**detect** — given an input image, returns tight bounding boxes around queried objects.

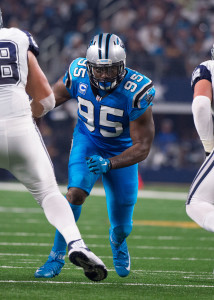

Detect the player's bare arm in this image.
[110,106,155,169]
[53,76,71,107]
[26,51,55,118]
[194,79,212,100]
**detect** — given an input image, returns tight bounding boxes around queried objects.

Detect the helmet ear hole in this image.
[86,33,126,91]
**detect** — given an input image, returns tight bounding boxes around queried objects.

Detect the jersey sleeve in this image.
[129,82,155,121]
[63,58,86,99]
[22,30,39,57]
[191,62,211,90]
[63,60,75,98]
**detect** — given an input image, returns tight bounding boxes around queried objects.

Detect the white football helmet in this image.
[86,33,126,91]
[211,44,214,60]
[0,9,3,28]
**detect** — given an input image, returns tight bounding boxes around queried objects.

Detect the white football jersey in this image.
[0,27,39,119]
[191,60,214,92]
[191,60,214,113]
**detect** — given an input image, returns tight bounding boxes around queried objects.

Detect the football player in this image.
[0,10,107,281]
[186,45,214,253]
[35,33,155,278]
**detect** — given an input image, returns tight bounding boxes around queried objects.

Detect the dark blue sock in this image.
[51,202,82,255]
[111,224,132,244]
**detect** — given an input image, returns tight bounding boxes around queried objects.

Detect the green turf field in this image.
[0,185,214,299]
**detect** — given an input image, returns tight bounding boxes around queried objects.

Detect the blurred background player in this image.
[0,9,107,282]
[186,44,214,266]
[35,33,155,278]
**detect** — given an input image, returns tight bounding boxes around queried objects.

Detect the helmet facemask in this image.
[87,60,125,91]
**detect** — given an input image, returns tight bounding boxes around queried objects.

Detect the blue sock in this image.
[111,224,132,244]
[51,202,82,255]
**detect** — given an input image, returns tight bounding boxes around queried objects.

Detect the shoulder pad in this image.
[64,58,87,90]
[191,62,211,90]
[21,30,39,57]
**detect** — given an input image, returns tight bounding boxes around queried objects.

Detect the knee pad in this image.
[112,224,132,243]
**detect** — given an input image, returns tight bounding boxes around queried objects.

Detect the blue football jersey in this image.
[63,58,155,150]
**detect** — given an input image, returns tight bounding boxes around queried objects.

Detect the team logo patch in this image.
[78,83,88,95]
[145,89,154,104]
[191,67,200,86]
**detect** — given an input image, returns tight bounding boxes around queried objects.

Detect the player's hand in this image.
[86,155,111,175]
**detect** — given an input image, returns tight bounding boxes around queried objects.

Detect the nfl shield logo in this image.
[96,95,102,102]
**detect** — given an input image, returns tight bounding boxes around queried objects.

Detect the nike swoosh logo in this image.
[126,254,131,271]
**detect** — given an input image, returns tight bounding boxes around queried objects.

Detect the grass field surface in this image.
[0,183,214,299]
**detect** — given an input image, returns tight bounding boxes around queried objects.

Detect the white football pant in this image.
[186,150,214,232]
[0,116,81,243]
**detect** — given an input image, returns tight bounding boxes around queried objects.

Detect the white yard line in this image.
[0,280,213,288]
[0,266,211,275]
[1,232,212,241]
[0,232,52,237]
[0,252,214,262]
[0,182,187,200]
[1,242,214,251]
[0,207,42,213]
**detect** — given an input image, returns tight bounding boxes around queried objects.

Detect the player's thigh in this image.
[187,155,214,205]
[68,132,100,194]
[8,124,58,200]
[103,164,138,225]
